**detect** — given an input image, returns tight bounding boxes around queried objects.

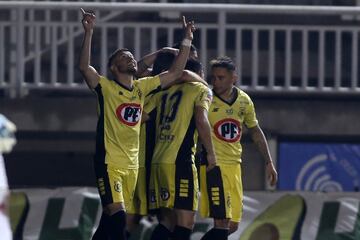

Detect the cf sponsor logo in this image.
[214,118,241,142]
[116,103,141,126]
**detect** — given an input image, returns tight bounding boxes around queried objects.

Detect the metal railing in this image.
[1,2,360,97]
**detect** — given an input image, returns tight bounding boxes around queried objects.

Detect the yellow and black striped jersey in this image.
[149,82,212,165]
[94,75,160,169]
[209,87,258,164]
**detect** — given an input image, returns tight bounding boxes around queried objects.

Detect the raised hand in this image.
[80,8,96,32]
[182,16,196,41]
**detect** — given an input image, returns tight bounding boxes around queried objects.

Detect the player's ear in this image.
[232,72,237,84]
[110,64,116,72]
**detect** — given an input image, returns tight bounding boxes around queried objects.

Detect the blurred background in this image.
[1,0,360,239]
[2,0,360,191]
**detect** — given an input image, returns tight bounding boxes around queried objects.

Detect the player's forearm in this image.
[167,39,191,80]
[196,115,216,157]
[251,126,273,164]
[79,30,93,72]
[136,50,159,77]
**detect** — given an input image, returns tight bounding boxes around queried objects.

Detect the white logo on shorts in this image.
[160,188,170,201]
[114,181,122,193]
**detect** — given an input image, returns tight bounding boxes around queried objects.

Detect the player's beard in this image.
[116,65,137,75]
[126,65,137,74]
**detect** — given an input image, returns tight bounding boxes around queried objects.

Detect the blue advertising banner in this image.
[278,143,360,191]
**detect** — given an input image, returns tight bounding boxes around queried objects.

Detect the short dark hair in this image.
[210,56,235,72]
[107,48,130,69]
[172,42,198,53]
[151,51,176,76]
[185,58,203,75]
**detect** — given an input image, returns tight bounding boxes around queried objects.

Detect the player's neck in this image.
[114,73,134,89]
[219,87,235,102]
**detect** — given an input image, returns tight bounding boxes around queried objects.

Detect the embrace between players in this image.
[79,8,278,240]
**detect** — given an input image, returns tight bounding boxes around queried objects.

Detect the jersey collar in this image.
[214,87,238,106]
[112,79,134,92]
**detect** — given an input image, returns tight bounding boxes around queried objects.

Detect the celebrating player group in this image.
[79,8,278,240]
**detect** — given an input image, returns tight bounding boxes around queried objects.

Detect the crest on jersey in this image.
[214,118,241,143]
[116,103,142,126]
[137,89,143,99]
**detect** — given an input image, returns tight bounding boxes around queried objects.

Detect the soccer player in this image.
[199,57,278,240]
[126,52,178,237]
[79,8,196,240]
[0,114,17,240]
[128,53,207,238]
[147,59,216,240]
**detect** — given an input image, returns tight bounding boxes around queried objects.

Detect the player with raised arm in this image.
[78,8,195,240]
[146,59,216,240]
[128,53,208,239]
[199,57,278,240]
[126,52,177,237]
